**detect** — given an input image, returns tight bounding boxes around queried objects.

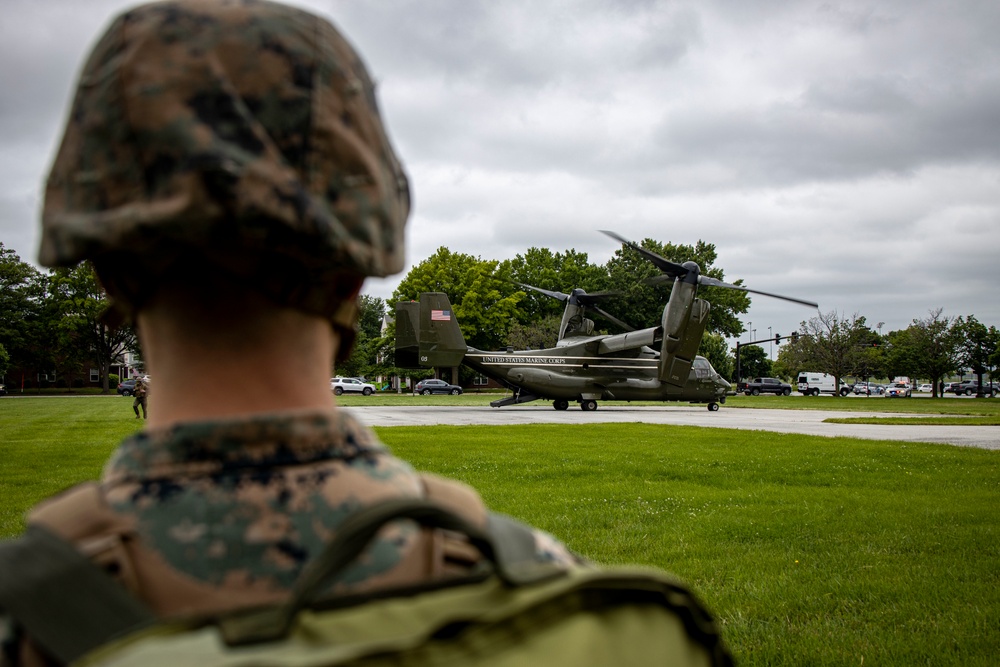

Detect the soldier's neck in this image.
[136,306,339,429]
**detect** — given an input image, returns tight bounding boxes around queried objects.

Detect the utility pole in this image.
[768,326,773,360]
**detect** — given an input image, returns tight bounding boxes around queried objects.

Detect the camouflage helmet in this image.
[39,0,410,335]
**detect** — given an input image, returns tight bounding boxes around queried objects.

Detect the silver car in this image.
[853,382,884,395]
[331,377,376,396]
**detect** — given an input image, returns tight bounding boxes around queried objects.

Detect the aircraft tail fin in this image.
[394,301,421,368]
[394,292,467,368]
[658,281,711,386]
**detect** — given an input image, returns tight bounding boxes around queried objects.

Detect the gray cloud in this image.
[1,0,998,346]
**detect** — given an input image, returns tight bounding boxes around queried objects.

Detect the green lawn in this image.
[1,396,998,665]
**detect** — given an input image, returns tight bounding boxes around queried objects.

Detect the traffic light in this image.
[775,334,782,344]
[791,331,799,343]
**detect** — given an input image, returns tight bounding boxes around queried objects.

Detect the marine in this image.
[1,1,579,664]
[131,377,147,419]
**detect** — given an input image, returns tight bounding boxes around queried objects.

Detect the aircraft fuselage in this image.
[464,335,731,404]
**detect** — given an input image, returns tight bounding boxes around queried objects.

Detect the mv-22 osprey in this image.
[395,232,817,412]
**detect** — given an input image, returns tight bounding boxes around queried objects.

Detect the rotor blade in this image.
[600,230,691,278]
[641,275,673,287]
[591,306,636,332]
[517,283,569,302]
[573,290,624,305]
[697,276,819,308]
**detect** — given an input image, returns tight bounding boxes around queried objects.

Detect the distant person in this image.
[131,376,147,420]
[3,1,582,665]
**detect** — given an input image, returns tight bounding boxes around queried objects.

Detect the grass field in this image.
[2,396,998,665]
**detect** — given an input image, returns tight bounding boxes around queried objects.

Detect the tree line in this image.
[3,239,996,395]
[768,309,1000,397]
[1,243,136,392]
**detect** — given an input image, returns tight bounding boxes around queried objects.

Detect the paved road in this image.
[350,405,999,450]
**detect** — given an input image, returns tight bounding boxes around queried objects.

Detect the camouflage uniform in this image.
[131,377,147,419]
[1,3,581,664]
[20,410,577,620]
[4,411,579,665]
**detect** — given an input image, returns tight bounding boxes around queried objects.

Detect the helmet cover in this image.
[40,0,410,323]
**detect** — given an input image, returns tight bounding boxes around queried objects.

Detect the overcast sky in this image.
[2,0,998,350]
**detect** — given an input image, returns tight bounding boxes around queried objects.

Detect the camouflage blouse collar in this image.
[103,409,387,483]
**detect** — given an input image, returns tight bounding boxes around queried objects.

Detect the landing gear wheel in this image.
[553,400,569,411]
[580,400,598,412]
[708,402,720,411]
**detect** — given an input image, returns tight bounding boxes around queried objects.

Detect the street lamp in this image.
[768,326,773,360]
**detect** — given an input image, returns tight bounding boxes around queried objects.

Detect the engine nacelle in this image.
[658,279,710,386]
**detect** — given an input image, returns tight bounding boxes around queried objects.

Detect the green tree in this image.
[772,333,810,380]
[391,247,523,350]
[604,238,750,337]
[48,263,137,393]
[337,295,387,380]
[0,243,48,382]
[954,315,1000,397]
[736,344,772,380]
[889,309,959,397]
[497,248,608,324]
[882,329,916,383]
[698,332,733,381]
[506,316,562,350]
[852,330,885,383]
[799,311,869,391]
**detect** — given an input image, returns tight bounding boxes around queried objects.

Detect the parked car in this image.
[117,377,150,396]
[953,380,997,397]
[917,383,933,393]
[414,379,463,395]
[853,382,884,395]
[331,377,375,396]
[884,383,912,398]
[943,382,963,394]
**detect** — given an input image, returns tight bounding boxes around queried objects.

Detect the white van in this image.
[797,372,850,396]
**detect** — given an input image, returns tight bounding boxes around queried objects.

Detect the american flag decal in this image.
[431,309,451,321]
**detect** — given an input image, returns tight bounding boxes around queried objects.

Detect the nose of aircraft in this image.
[715,374,735,396]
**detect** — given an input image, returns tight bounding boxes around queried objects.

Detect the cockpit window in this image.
[693,356,718,379]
